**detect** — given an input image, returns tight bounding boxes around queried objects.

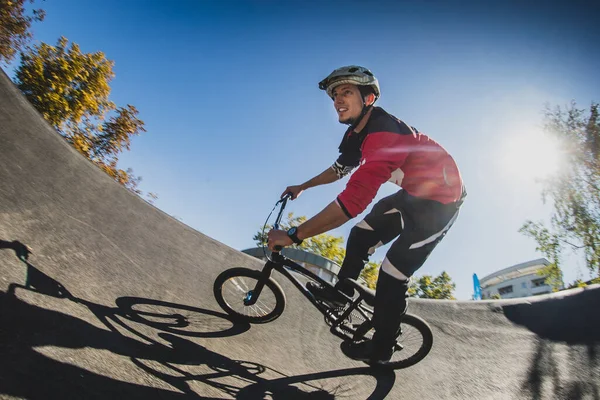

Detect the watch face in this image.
[288,227,297,235]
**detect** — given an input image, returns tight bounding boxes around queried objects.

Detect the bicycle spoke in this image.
[221,276,277,319]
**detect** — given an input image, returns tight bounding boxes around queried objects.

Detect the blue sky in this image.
[8,0,599,299]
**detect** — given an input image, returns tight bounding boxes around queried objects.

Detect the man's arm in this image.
[282,167,340,199]
[300,166,339,190]
[296,201,350,240]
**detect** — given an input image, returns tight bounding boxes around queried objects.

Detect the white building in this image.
[479,258,563,299]
[242,247,341,284]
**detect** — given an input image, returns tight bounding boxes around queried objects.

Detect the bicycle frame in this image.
[246,194,373,338]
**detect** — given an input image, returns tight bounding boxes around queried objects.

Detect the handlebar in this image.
[273,192,293,230]
[272,192,293,252]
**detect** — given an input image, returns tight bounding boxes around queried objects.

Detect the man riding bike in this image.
[267,65,465,365]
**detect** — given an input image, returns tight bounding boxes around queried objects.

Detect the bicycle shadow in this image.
[1,241,397,399]
[132,333,396,399]
[234,366,396,399]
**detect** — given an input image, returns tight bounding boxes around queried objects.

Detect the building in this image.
[242,247,341,284]
[479,258,563,299]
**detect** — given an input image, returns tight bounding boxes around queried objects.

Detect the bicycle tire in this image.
[387,313,434,369]
[213,267,286,324]
[350,312,433,369]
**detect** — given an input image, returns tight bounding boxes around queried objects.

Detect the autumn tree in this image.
[254,212,380,286]
[0,0,45,64]
[408,271,456,299]
[14,37,154,198]
[520,102,600,290]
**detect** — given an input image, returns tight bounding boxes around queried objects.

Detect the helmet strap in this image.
[348,97,374,131]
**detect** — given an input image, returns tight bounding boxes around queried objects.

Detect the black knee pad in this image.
[346,225,380,253]
[375,271,409,307]
[338,225,382,283]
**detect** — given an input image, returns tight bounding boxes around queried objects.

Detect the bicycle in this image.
[213,193,434,369]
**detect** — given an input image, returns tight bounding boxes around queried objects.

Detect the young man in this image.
[267,65,465,365]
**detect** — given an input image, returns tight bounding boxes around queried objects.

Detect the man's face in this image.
[331,84,364,124]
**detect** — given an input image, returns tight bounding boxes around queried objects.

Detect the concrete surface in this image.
[1,69,599,399]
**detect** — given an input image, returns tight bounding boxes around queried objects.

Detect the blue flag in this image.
[473,273,482,300]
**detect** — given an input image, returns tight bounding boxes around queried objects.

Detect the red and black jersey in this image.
[332,107,464,219]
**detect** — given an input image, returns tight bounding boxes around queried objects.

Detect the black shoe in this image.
[306,281,347,307]
[340,339,394,366]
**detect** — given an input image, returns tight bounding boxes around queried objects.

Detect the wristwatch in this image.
[286,227,303,245]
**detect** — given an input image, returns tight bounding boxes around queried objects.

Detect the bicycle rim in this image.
[221,275,278,319]
[353,311,433,369]
[388,314,433,368]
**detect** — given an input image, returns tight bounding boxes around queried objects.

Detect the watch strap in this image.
[287,227,303,245]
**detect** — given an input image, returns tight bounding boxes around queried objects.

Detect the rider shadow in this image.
[1,242,396,399]
[520,338,599,400]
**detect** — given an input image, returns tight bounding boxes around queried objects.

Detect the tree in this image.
[520,102,600,289]
[14,37,154,198]
[254,212,346,264]
[407,271,456,299]
[253,212,380,285]
[0,0,45,64]
[360,262,380,290]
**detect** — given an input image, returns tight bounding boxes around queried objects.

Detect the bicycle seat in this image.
[344,278,375,307]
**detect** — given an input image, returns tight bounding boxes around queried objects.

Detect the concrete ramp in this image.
[1,69,598,399]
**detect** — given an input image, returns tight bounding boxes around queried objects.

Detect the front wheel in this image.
[213,267,286,324]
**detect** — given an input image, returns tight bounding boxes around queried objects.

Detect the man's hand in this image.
[267,229,294,251]
[281,185,304,200]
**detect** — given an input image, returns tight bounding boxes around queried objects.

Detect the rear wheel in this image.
[389,314,433,368]
[352,310,434,369]
[213,267,286,324]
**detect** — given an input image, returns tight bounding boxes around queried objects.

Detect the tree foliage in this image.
[14,37,154,198]
[360,262,380,289]
[520,102,600,287]
[408,271,456,299]
[254,212,346,264]
[0,0,45,64]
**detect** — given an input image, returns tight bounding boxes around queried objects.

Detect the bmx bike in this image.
[213,194,433,369]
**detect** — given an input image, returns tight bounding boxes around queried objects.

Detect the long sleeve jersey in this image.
[332,107,464,219]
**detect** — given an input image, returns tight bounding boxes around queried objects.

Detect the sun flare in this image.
[500,129,565,182]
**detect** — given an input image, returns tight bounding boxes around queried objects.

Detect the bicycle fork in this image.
[242,261,276,306]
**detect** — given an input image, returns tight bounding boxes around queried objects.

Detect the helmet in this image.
[318,65,380,100]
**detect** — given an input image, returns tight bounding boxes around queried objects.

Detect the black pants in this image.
[336,189,464,354]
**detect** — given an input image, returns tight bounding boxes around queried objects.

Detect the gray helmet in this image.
[318,65,380,99]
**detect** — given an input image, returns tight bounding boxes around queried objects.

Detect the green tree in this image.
[0,0,45,64]
[254,212,346,264]
[253,212,380,285]
[520,102,600,289]
[360,262,380,289]
[14,37,154,198]
[407,271,456,299]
